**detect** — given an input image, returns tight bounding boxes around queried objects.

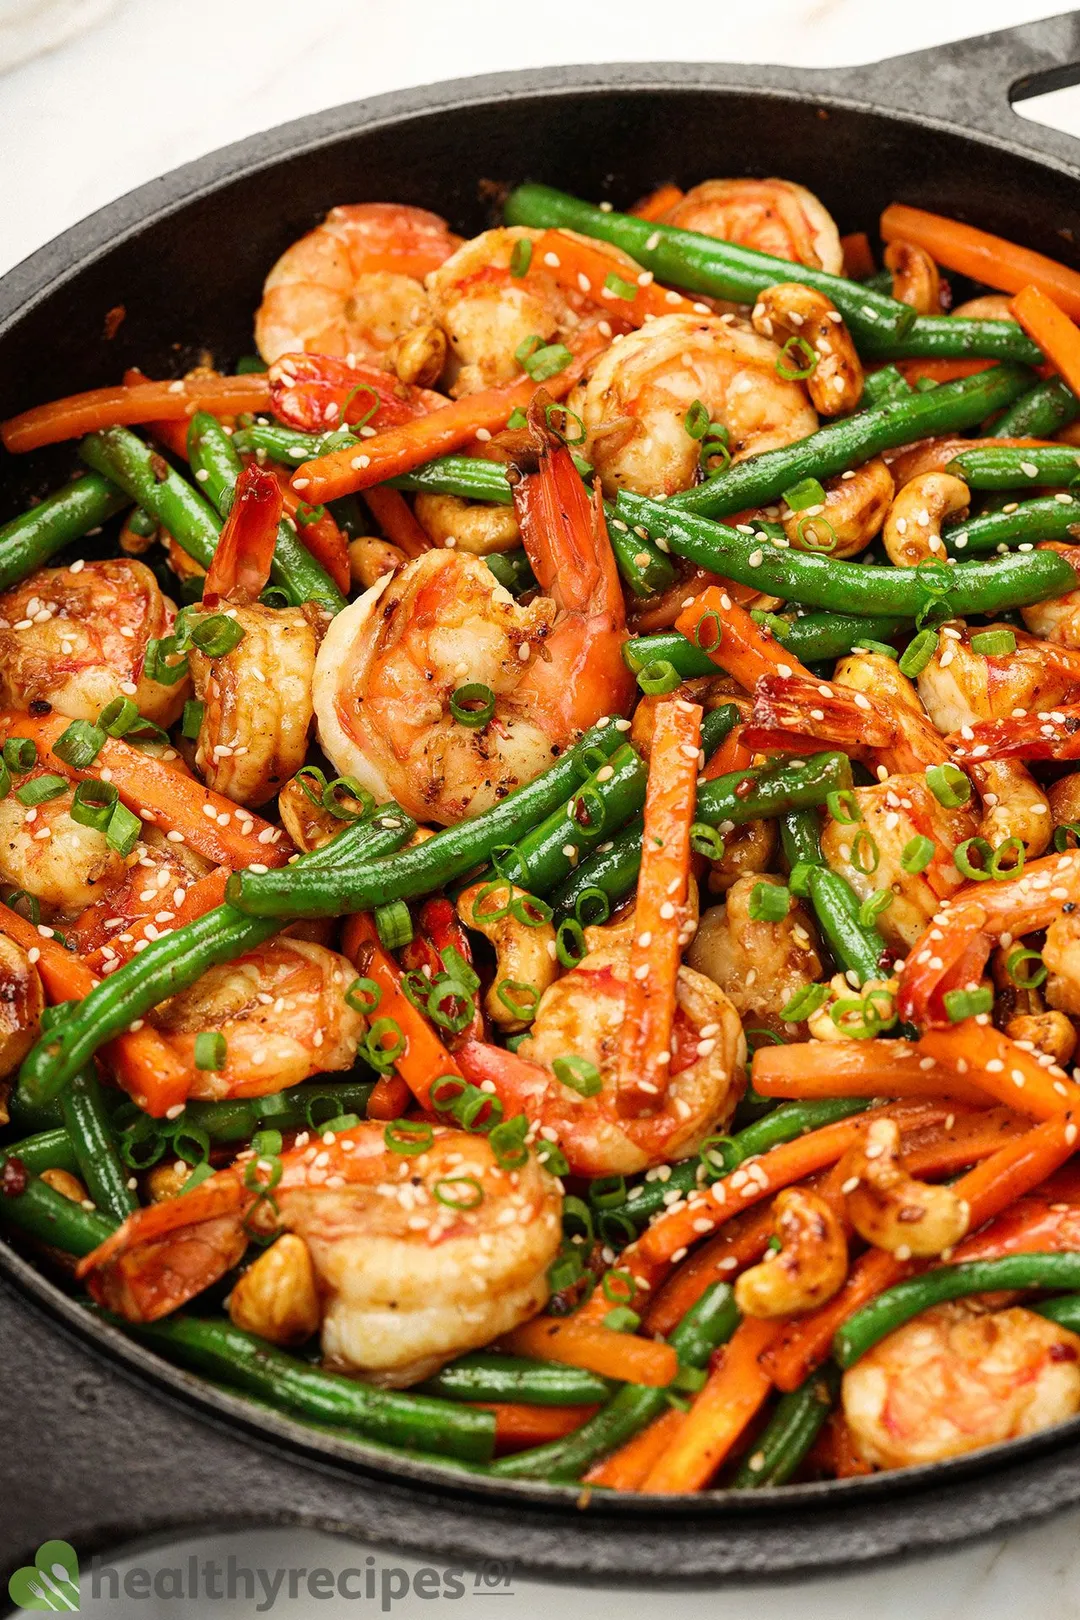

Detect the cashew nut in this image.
[883,472,969,568]
[781,458,894,559]
[751,283,863,415]
[457,878,557,1031]
[349,536,407,589]
[1048,771,1080,828]
[414,492,521,556]
[0,934,43,1081]
[1005,1010,1078,1069]
[841,1117,970,1259]
[387,323,447,389]
[228,1232,322,1346]
[806,974,896,1043]
[884,240,941,315]
[952,294,1017,321]
[735,1188,848,1318]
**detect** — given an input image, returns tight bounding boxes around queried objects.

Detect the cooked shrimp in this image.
[0,773,126,913]
[573,313,818,498]
[78,1122,562,1383]
[687,873,823,1033]
[254,203,460,367]
[0,934,43,1080]
[312,432,633,825]
[456,933,744,1176]
[843,1303,1080,1470]
[1021,544,1080,646]
[426,227,632,397]
[150,937,363,1100]
[660,179,843,273]
[0,559,187,725]
[68,830,212,971]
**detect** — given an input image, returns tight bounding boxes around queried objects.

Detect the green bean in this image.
[835,1253,1080,1368]
[420,1353,614,1406]
[503,185,914,345]
[858,366,912,410]
[943,493,1080,555]
[489,743,646,896]
[946,445,1080,489]
[993,376,1080,439]
[618,489,1076,617]
[1,1127,79,1175]
[783,808,886,985]
[860,316,1042,365]
[181,1079,377,1142]
[231,422,357,465]
[623,614,909,681]
[490,1282,739,1480]
[656,364,1033,520]
[16,812,413,1107]
[733,1366,839,1487]
[608,521,677,597]
[60,1066,137,1223]
[1034,1293,1080,1333]
[127,1314,496,1462]
[0,1149,116,1255]
[390,455,514,504]
[0,474,127,591]
[226,719,633,920]
[484,549,537,597]
[80,427,222,569]
[187,412,346,613]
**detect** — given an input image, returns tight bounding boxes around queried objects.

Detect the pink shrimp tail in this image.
[203,464,282,605]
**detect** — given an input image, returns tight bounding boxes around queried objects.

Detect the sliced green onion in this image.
[898,628,939,677]
[901,834,935,874]
[796,514,837,552]
[52,720,105,769]
[3,889,40,924]
[562,1196,594,1239]
[340,383,380,429]
[449,683,496,728]
[544,403,586,447]
[496,979,540,1019]
[604,270,638,301]
[181,700,205,740]
[776,336,818,381]
[536,1141,569,1177]
[830,987,897,1040]
[345,976,381,1015]
[574,885,611,928]
[552,1055,602,1097]
[98,696,140,737]
[427,979,476,1034]
[690,610,722,653]
[943,986,994,1022]
[440,946,480,995]
[1054,822,1080,853]
[516,339,573,381]
[0,758,9,800]
[988,836,1024,879]
[684,399,710,441]
[690,822,725,860]
[144,635,190,685]
[748,881,790,923]
[374,900,413,951]
[509,239,533,277]
[363,1016,407,1072]
[556,917,587,968]
[250,1128,283,1160]
[851,639,898,661]
[507,407,528,431]
[850,828,880,875]
[69,778,118,832]
[489,1114,530,1171]
[782,477,826,512]
[857,889,894,928]
[637,660,682,695]
[384,1119,434,1157]
[954,836,994,881]
[321,776,375,820]
[433,1175,484,1210]
[106,800,143,856]
[189,613,245,658]
[1006,946,1047,989]
[827,790,861,825]
[780,982,830,1022]
[15,774,68,807]
[3,738,37,773]
[193,1031,226,1071]
[971,629,1017,657]
[925,762,971,808]
[591,1179,629,1214]
[602,1306,642,1333]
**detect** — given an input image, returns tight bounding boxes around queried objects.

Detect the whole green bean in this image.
[390,455,514,504]
[860,316,1042,365]
[129,1314,495,1462]
[60,1066,137,1223]
[994,376,1080,438]
[618,489,1076,616]
[657,364,1033,520]
[231,422,357,466]
[859,366,912,410]
[420,1354,614,1406]
[490,743,646,896]
[503,185,914,345]
[0,1150,116,1255]
[608,521,676,597]
[17,812,413,1106]
[733,1366,839,1488]
[946,445,1080,489]
[80,427,222,568]
[1034,1293,1080,1333]
[0,474,127,591]
[1,1127,79,1175]
[943,493,1080,555]
[783,809,886,985]
[226,719,632,919]
[623,614,909,681]
[491,1282,739,1480]
[835,1253,1080,1368]
[187,412,346,613]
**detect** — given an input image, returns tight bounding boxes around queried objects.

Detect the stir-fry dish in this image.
[9,180,1080,1492]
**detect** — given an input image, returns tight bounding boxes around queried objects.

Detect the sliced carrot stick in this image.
[644,1202,777,1337]
[364,1074,412,1121]
[1,374,272,454]
[751,1037,992,1109]
[630,185,685,222]
[881,203,1080,323]
[917,1022,1080,1120]
[532,229,701,323]
[895,358,997,386]
[617,698,702,1115]
[764,1109,1079,1390]
[500,1316,678,1387]
[264,464,351,595]
[585,1406,686,1489]
[639,1318,777,1493]
[78,867,231,975]
[363,484,433,559]
[840,232,876,280]
[0,901,190,1116]
[341,912,462,1110]
[675,586,814,691]
[0,712,289,871]
[480,1402,600,1453]
[123,367,197,459]
[701,721,754,781]
[1011,284,1080,396]
[203,463,281,604]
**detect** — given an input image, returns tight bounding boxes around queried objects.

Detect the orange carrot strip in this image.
[639,1318,777,1493]
[751,1037,993,1109]
[1011,284,1080,397]
[480,1402,600,1453]
[341,912,462,1110]
[881,203,1080,323]
[501,1317,678,1387]
[533,229,700,323]
[2,374,272,454]
[123,368,196,459]
[617,698,702,1115]
[0,901,189,1116]
[918,1022,1080,1120]
[80,867,230,975]
[764,1109,1079,1390]
[264,464,351,595]
[365,1074,412,1121]
[363,484,433,559]
[676,586,814,691]
[644,1202,777,1337]
[0,712,289,871]
[630,185,684,222]
[895,357,997,385]
[840,232,876,280]
[702,722,754,781]
[585,1406,686,1489]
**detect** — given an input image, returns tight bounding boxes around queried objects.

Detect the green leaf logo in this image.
[8,1541,79,1610]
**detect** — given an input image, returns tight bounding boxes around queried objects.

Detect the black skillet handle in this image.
[827,9,1080,162]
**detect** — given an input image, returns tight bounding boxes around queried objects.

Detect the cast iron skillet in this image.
[4,8,1080,1587]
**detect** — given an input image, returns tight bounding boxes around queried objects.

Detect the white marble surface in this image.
[4,1,1080,1614]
